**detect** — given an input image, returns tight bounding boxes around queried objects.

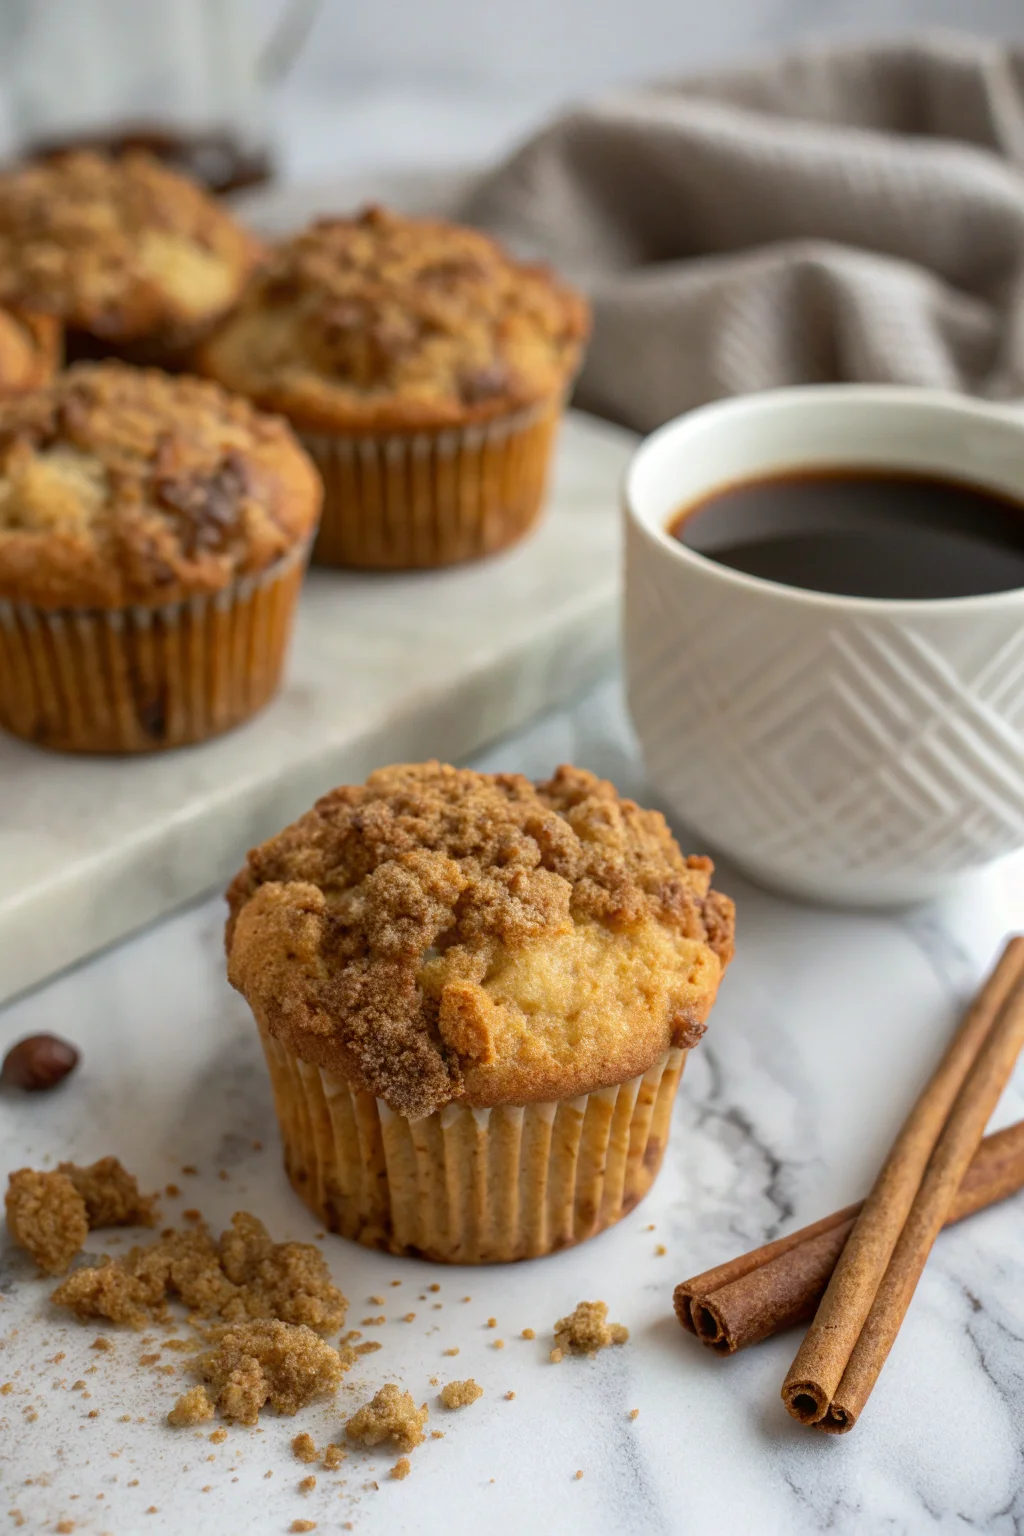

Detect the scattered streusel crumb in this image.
[292,1432,318,1464]
[654,1245,666,1257]
[56,1522,75,1533]
[71,1379,86,1390]
[218,1171,229,1182]
[322,1444,346,1470]
[438,1379,483,1410]
[390,1457,411,1481]
[431,1430,445,1440]
[166,1185,181,1198]
[139,1353,160,1366]
[167,1386,214,1427]
[428,1284,441,1293]
[443,1348,459,1356]
[0,1382,12,1394]
[345,1384,427,1451]
[58,1157,159,1228]
[369,1295,385,1306]
[182,1209,202,1222]
[4,1169,88,1274]
[90,1337,112,1351]
[290,1522,316,1533]
[194,1320,345,1425]
[298,1475,316,1493]
[521,1328,535,1340]
[86,1409,99,1418]
[209,1428,228,1444]
[361,1316,385,1327]
[644,1224,656,1232]
[50,1210,347,1333]
[486,1318,497,1329]
[575,1470,584,1480]
[494,1340,504,1350]
[629,1408,639,1420]
[505,1391,515,1400]
[354,1342,381,1356]
[402,1313,416,1323]
[551,1301,629,1358]
[182,1166,198,1176]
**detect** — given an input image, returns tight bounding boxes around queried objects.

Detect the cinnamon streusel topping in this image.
[197,205,590,431]
[226,763,734,1117]
[0,151,261,344]
[0,362,321,607]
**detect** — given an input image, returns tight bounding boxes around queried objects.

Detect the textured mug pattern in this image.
[626,516,1024,904]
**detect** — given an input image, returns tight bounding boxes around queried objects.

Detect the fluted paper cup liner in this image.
[0,539,309,754]
[301,395,561,570]
[258,1022,686,1263]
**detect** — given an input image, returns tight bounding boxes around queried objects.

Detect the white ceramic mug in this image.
[624,386,1024,906]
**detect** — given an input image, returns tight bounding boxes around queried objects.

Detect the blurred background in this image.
[0,0,1020,190]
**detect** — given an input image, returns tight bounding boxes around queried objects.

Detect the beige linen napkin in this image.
[462,33,1024,432]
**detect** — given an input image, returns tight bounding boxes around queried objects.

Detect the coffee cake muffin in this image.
[0,307,60,396]
[197,205,589,568]
[0,362,321,752]
[0,150,262,367]
[226,762,734,1263]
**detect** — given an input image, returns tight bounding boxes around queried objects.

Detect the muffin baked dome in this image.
[0,362,322,608]
[197,205,590,432]
[226,763,734,1119]
[0,151,262,350]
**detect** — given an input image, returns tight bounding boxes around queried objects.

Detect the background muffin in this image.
[0,362,321,753]
[198,205,590,568]
[0,308,60,396]
[226,762,734,1263]
[0,151,262,367]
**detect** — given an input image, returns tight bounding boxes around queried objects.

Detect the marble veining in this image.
[1,678,1022,1535]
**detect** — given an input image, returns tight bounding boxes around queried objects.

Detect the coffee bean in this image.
[1,1033,79,1092]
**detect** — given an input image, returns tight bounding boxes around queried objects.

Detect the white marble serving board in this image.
[0,410,635,1007]
[1,681,1023,1536]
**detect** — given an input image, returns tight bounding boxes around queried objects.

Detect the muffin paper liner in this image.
[258,1022,686,1263]
[0,539,309,754]
[301,395,561,570]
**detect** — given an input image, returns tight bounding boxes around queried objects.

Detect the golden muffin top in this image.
[0,363,321,608]
[226,763,734,1118]
[0,151,262,344]
[0,308,59,397]
[197,205,590,433]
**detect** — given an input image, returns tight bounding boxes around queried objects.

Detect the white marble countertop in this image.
[2,677,1023,1536]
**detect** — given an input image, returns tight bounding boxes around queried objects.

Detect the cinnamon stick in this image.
[674,1119,1024,1354]
[782,937,1024,1432]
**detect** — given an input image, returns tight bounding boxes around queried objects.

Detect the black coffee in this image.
[668,467,1024,599]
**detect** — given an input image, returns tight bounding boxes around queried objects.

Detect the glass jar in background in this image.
[0,0,320,192]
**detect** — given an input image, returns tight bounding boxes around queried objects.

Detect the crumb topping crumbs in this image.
[551,1301,629,1359]
[4,1169,89,1274]
[390,1457,411,1481]
[194,1320,345,1425]
[167,1385,214,1427]
[298,1475,316,1493]
[322,1444,346,1470]
[292,1432,318,1463]
[50,1209,347,1332]
[227,763,734,1117]
[58,1157,159,1228]
[345,1384,428,1451]
[438,1379,483,1410]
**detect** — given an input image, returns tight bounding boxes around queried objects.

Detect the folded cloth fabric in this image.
[462,33,1024,432]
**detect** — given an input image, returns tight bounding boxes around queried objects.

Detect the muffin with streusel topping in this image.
[226,762,734,1263]
[0,362,321,753]
[197,205,589,569]
[0,151,262,368]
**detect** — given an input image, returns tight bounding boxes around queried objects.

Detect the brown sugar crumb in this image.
[390,1457,411,1481]
[505,1391,515,1400]
[4,1169,89,1274]
[292,1432,318,1464]
[654,1245,666,1257]
[194,1320,345,1425]
[58,1157,159,1228]
[443,1348,459,1357]
[167,1385,214,1427]
[345,1384,428,1452]
[521,1328,535,1340]
[321,1444,346,1470]
[51,1210,347,1333]
[402,1313,416,1324]
[361,1316,385,1327]
[298,1475,316,1493]
[438,1379,483,1410]
[209,1428,228,1444]
[486,1318,497,1329]
[629,1408,639,1420]
[551,1301,629,1359]
[290,1523,316,1534]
